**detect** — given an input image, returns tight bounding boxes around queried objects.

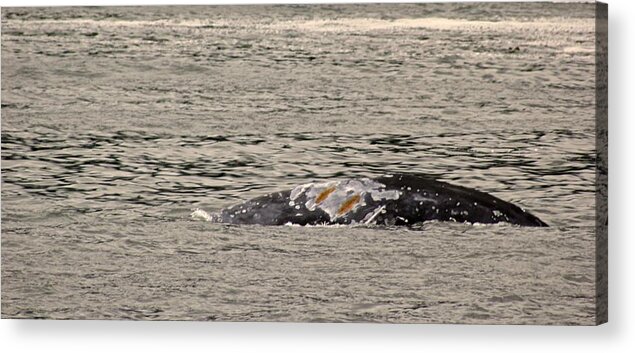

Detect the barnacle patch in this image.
[316,186,336,204]
[337,194,361,215]
[289,178,400,221]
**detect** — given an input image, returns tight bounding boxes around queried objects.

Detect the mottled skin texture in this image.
[217,174,548,227]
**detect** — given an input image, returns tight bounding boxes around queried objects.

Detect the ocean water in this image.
[1,3,599,324]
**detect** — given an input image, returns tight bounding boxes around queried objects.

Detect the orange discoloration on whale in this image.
[315,186,336,204]
[337,194,361,215]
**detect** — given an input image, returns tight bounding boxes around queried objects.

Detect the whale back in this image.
[375,174,548,227]
[216,174,548,227]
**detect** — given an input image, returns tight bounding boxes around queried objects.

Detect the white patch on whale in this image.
[289,178,400,221]
[362,205,385,225]
[370,189,401,201]
[412,194,439,204]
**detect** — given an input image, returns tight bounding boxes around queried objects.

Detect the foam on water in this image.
[190,208,215,222]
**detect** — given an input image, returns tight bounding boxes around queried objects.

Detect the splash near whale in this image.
[197,174,547,227]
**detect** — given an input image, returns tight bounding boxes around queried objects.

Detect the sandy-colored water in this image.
[1,3,599,324]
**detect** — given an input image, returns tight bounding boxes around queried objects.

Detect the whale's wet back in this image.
[213,174,547,227]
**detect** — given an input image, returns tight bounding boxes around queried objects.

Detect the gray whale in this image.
[211,173,547,227]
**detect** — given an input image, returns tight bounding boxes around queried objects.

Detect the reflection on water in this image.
[1,3,598,323]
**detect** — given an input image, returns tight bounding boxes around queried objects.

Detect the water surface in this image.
[1,3,598,324]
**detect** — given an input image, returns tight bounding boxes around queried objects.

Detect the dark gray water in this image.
[2,3,598,324]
